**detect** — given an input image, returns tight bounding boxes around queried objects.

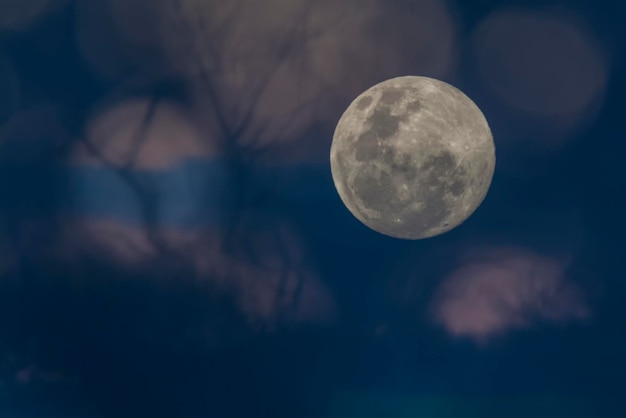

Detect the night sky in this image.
[0,0,625,417]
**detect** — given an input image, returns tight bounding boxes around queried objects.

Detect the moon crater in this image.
[330,76,495,239]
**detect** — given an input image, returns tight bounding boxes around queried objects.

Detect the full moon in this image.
[330,76,495,239]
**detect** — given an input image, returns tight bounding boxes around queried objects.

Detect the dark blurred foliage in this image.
[0,0,624,417]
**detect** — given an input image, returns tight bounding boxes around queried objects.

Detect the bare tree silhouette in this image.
[0,0,455,415]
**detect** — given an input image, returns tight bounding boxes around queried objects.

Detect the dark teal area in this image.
[328,393,604,418]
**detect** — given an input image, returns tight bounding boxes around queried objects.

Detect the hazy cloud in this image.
[431,247,590,345]
[162,0,457,154]
[72,99,222,169]
[59,98,335,330]
[59,216,335,331]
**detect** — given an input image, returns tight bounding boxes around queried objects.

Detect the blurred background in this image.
[0,0,624,416]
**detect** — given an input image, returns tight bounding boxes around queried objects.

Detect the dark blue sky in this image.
[0,0,624,417]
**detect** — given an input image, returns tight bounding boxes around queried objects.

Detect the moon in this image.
[330,76,495,239]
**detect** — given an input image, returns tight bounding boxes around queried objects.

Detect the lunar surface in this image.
[330,76,495,239]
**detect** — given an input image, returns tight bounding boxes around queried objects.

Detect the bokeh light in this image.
[59,97,334,331]
[160,0,457,156]
[193,215,336,329]
[430,246,590,345]
[473,9,608,120]
[470,7,610,176]
[63,98,230,263]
